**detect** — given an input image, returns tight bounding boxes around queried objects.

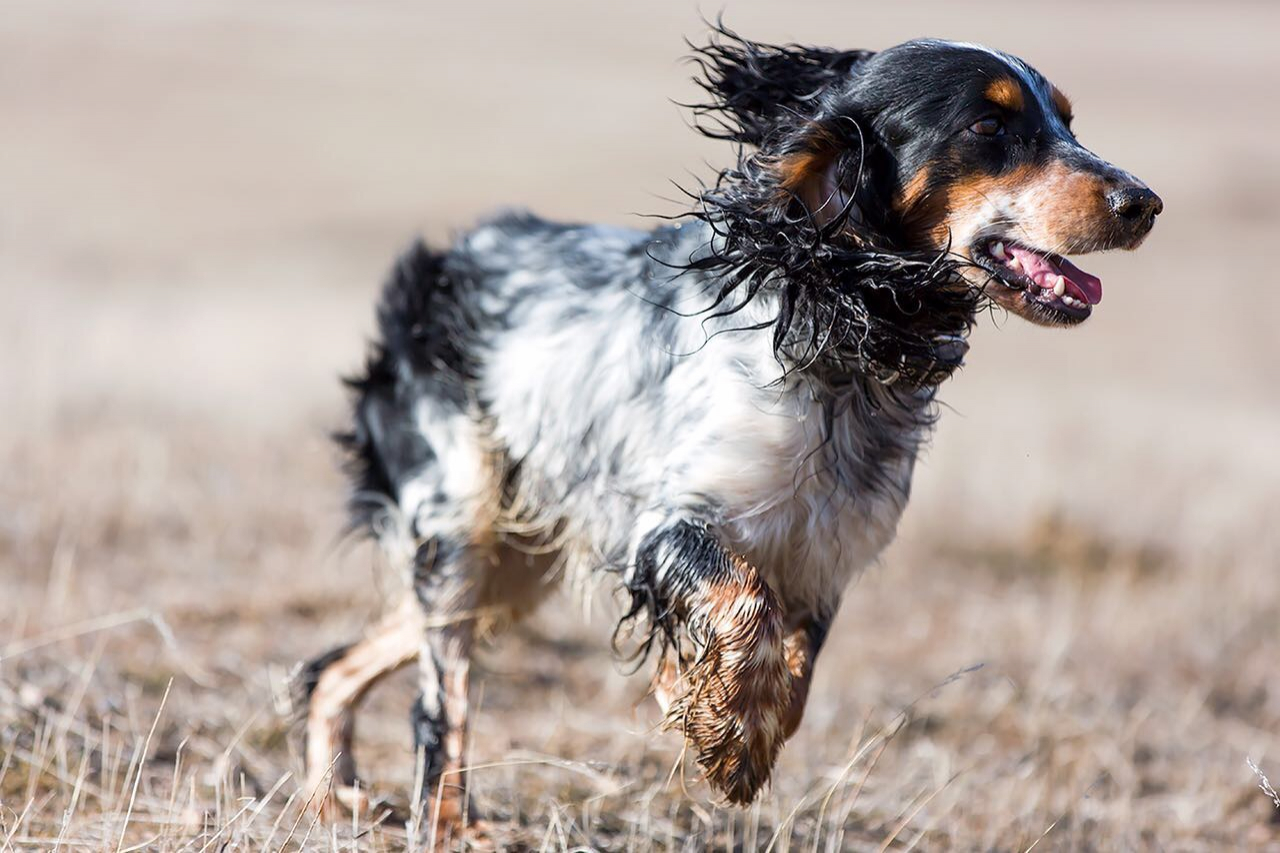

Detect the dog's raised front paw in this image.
[664,565,792,804]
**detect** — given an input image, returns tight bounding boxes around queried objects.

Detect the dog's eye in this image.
[968,117,1005,137]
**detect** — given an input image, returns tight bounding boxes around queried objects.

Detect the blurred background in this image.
[3,1,1278,849]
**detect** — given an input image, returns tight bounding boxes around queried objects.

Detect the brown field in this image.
[3,1,1279,849]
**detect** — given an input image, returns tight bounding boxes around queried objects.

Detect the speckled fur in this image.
[294,26,1159,833]
[320,215,934,818]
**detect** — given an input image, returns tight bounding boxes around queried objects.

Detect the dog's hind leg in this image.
[381,408,505,847]
[409,540,487,848]
[297,595,422,817]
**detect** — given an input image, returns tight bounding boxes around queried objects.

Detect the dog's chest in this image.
[713,385,924,615]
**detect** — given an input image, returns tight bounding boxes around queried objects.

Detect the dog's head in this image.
[692,30,1162,329]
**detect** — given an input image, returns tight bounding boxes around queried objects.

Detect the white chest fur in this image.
[710,380,924,616]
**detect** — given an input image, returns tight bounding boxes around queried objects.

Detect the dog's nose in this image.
[1107,185,1163,224]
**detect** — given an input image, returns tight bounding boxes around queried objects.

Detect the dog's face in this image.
[764,40,1162,327]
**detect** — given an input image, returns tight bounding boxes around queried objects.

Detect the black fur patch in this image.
[336,243,479,534]
[411,693,448,792]
[616,519,730,666]
[686,21,875,148]
[292,642,355,713]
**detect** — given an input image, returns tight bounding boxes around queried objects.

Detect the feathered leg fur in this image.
[409,536,493,848]
[297,595,422,818]
[633,519,795,804]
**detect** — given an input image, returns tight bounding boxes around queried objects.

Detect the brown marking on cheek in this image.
[896,166,932,212]
[1050,86,1074,123]
[985,76,1024,112]
[932,161,1112,252]
[895,165,955,250]
[1007,160,1112,250]
[923,163,1038,247]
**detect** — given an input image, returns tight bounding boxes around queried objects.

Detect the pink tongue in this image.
[1005,246,1103,305]
[1057,256,1103,305]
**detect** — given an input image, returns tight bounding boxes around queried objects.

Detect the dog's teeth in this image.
[1053,276,1066,297]
[992,241,1007,260]
[1008,257,1022,272]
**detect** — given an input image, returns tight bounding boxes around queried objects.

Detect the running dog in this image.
[294,26,1161,842]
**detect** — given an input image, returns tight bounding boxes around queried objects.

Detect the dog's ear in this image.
[688,23,875,148]
[768,117,894,236]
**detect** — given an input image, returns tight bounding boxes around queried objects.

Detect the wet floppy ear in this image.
[771,118,881,232]
[688,22,875,147]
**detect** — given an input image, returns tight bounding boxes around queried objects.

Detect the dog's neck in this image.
[657,220,977,392]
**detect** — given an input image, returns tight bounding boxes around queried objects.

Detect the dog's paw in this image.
[664,565,792,805]
[423,818,494,852]
[417,790,494,851]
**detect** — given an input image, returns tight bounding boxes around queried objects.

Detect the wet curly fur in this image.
[678,31,980,388]
[294,24,1160,836]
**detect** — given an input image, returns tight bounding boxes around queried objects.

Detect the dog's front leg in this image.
[780,615,830,739]
[632,519,792,804]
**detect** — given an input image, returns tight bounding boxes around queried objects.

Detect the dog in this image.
[294,26,1161,842]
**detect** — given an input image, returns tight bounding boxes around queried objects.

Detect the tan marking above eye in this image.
[984,77,1024,112]
[1050,85,1074,123]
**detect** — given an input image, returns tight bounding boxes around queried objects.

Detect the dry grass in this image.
[3,429,1278,850]
[3,1,1280,849]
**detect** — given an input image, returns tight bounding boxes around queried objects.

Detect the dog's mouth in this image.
[971,238,1103,325]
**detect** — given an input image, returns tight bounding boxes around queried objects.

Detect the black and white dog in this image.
[296,27,1161,841]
